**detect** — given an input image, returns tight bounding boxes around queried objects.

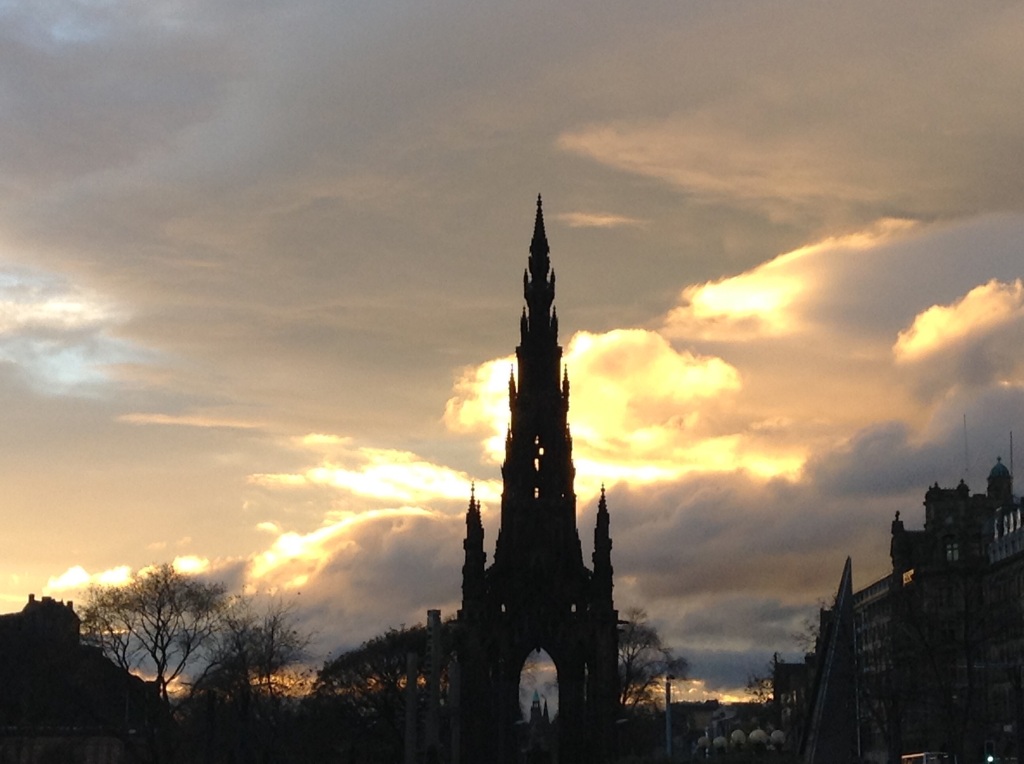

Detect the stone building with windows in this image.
[854,458,1024,764]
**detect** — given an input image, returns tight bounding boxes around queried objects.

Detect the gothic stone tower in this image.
[458,197,619,764]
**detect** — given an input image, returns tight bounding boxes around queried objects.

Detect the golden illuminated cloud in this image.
[676,678,748,704]
[250,434,501,506]
[247,507,432,590]
[442,221,953,493]
[46,564,133,592]
[444,326,804,488]
[170,555,211,575]
[894,279,1024,363]
[444,356,516,459]
[566,328,740,442]
[666,254,809,340]
[45,557,211,594]
[663,220,915,342]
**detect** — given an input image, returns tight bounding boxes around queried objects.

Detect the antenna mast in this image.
[963,414,969,483]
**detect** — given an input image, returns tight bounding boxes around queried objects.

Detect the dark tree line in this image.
[81,568,684,763]
[80,564,310,764]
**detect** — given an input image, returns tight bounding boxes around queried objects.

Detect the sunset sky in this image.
[3,0,1024,698]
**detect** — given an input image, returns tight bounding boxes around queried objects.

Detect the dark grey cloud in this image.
[0,2,245,184]
[262,511,464,659]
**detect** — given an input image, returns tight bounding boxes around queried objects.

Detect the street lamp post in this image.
[665,674,676,760]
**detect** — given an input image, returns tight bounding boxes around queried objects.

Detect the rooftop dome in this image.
[990,456,1011,478]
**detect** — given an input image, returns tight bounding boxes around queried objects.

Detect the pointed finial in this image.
[531,194,548,253]
[468,481,482,515]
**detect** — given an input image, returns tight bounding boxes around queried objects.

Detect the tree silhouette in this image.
[618,606,688,711]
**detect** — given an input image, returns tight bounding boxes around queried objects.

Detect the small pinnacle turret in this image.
[460,484,486,615]
[593,485,614,606]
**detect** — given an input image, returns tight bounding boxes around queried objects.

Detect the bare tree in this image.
[197,597,312,763]
[211,597,311,700]
[618,606,688,710]
[80,563,227,709]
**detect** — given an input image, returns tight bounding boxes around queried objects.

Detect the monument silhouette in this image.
[457,197,619,764]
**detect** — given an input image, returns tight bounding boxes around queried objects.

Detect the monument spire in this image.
[523,194,556,351]
[458,197,619,764]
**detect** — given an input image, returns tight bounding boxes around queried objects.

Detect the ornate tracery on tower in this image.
[457,197,619,764]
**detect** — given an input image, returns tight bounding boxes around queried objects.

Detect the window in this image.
[944,538,959,562]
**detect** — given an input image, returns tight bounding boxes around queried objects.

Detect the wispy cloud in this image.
[119,412,265,429]
[555,211,645,229]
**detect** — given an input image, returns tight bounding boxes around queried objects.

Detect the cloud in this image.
[171,555,211,575]
[555,211,645,229]
[249,433,501,507]
[232,506,467,655]
[47,564,133,592]
[248,507,434,590]
[445,328,806,487]
[559,118,892,215]
[662,220,916,343]
[118,411,264,429]
[895,279,1024,362]
[556,4,1024,229]
[0,264,147,394]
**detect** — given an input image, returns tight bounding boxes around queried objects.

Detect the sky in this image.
[3,0,1024,700]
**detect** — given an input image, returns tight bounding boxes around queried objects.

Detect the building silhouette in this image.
[0,594,151,763]
[854,458,1024,764]
[456,197,619,764]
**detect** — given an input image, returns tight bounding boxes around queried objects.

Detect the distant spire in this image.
[528,194,551,290]
[532,194,546,246]
[465,482,483,537]
[462,481,486,609]
[592,484,613,605]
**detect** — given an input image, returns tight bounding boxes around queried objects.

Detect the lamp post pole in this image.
[665,674,675,760]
